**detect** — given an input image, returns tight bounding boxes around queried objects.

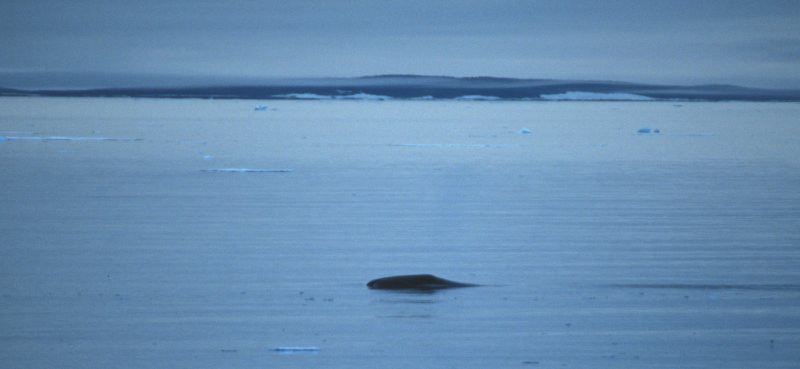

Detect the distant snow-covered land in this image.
[540,91,654,101]
[2,75,799,101]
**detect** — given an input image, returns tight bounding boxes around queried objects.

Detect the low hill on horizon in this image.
[2,75,799,101]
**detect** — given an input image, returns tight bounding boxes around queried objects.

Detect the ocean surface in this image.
[1,97,799,368]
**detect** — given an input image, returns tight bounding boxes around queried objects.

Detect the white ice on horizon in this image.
[333,93,392,101]
[272,92,392,100]
[540,91,654,101]
[268,92,659,101]
[455,95,502,101]
[272,93,333,100]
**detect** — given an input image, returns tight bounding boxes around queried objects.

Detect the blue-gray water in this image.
[1,97,799,368]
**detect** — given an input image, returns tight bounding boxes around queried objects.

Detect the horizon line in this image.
[2,72,797,92]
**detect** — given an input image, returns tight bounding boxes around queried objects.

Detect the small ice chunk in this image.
[455,95,501,101]
[254,105,268,111]
[519,128,531,135]
[637,128,652,134]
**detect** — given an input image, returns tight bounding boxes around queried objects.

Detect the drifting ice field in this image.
[1,97,800,368]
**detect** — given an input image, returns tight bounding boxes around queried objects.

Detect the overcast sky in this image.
[2,0,799,88]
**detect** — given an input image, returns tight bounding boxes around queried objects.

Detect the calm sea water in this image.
[1,97,800,368]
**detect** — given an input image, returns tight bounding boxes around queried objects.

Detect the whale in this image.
[367,274,477,291]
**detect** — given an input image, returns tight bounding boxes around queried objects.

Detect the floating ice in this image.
[455,95,501,101]
[272,92,391,100]
[333,93,392,101]
[540,91,654,101]
[254,105,268,111]
[272,347,320,354]
[272,93,333,100]
[203,168,292,173]
[519,128,532,135]
[411,95,435,100]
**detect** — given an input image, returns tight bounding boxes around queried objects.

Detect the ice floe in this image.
[455,95,501,101]
[254,105,268,111]
[259,92,661,101]
[202,168,292,173]
[540,91,654,101]
[272,93,333,100]
[333,93,392,101]
[272,92,391,100]
[518,128,532,135]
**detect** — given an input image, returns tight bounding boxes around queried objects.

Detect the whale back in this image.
[367,274,476,290]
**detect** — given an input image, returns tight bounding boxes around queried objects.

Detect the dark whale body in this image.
[367,274,477,290]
